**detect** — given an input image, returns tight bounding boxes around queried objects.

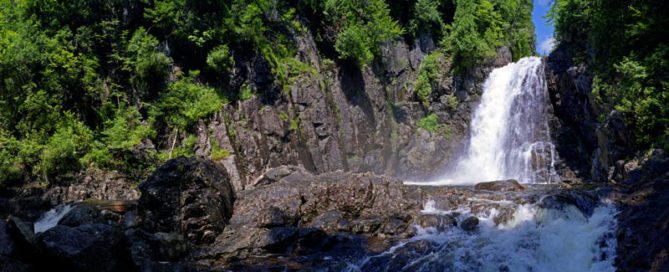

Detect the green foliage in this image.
[153,76,224,129]
[417,113,452,137]
[325,0,403,66]
[414,51,444,106]
[159,134,198,161]
[445,94,459,111]
[334,25,374,66]
[83,106,156,168]
[239,83,254,101]
[551,0,669,149]
[494,0,535,60]
[410,0,447,39]
[0,0,536,185]
[443,0,504,71]
[0,129,24,184]
[207,45,234,74]
[417,113,439,132]
[290,115,300,132]
[211,138,231,161]
[38,113,93,180]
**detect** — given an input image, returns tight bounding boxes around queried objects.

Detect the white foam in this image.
[34,204,74,234]
[410,57,558,186]
[356,201,618,272]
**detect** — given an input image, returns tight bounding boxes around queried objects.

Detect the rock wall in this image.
[192,31,512,192]
[545,44,633,182]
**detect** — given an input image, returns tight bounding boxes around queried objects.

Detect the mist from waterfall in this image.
[410,57,558,186]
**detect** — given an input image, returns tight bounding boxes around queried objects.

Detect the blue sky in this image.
[532,0,555,55]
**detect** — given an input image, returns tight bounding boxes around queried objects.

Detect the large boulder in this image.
[35,223,129,271]
[539,190,598,217]
[197,171,484,267]
[138,157,235,245]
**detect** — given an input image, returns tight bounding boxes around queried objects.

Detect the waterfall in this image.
[369,57,617,272]
[34,204,74,234]
[411,57,558,185]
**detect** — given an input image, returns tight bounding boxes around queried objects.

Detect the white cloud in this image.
[539,37,556,54]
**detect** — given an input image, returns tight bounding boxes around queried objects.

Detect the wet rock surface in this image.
[1,156,651,271]
[35,223,129,271]
[475,179,525,192]
[615,150,669,272]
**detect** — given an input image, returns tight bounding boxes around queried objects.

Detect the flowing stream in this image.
[383,57,618,271]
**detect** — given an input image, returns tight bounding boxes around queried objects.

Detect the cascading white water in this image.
[409,57,557,185]
[383,57,618,272]
[34,204,74,234]
[350,199,618,272]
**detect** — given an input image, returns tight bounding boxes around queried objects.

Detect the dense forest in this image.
[0,0,534,186]
[550,0,669,150]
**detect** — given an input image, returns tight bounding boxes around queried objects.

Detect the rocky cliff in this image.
[187,31,513,192]
[545,44,634,183]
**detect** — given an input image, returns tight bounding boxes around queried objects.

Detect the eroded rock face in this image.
[545,44,633,183]
[138,157,235,245]
[616,150,669,271]
[186,31,514,191]
[43,168,141,205]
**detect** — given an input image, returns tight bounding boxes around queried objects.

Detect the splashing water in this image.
[349,200,618,272]
[395,57,617,271]
[34,204,74,234]
[408,57,558,185]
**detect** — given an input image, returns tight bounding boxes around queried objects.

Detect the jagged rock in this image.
[252,165,314,187]
[43,168,140,205]
[6,217,34,254]
[58,205,102,227]
[414,214,457,232]
[539,190,598,217]
[474,179,525,192]
[125,229,187,271]
[360,239,440,271]
[460,216,479,232]
[616,150,669,271]
[138,157,235,245]
[35,223,128,271]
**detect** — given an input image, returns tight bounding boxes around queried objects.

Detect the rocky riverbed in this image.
[4,155,662,271]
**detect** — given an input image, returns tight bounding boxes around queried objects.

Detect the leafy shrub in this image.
[410,0,447,39]
[443,0,504,71]
[207,45,234,74]
[417,113,439,132]
[325,0,403,66]
[153,76,224,129]
[37,113,93,181]
[414,51,444,106]
[417,113,452,137]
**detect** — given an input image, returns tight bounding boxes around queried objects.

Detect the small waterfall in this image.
[34,204,74,234]
[412,57,558,185]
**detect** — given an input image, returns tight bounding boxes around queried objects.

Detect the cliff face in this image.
[545,44,634,183]
[190,31,513,192]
